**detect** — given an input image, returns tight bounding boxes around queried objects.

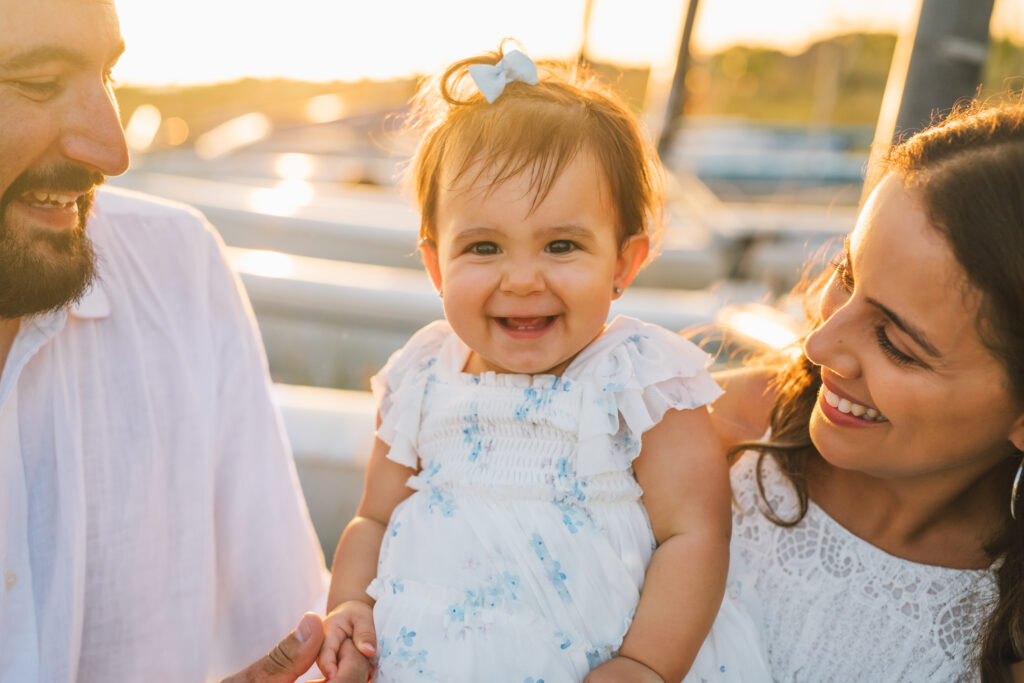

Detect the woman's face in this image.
[804,173,1024,482]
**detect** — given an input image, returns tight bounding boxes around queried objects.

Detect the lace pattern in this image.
[730,452,998,683]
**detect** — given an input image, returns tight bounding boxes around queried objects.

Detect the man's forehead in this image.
[0,0,122,64]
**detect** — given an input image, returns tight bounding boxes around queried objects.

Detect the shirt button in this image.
[4,571,16,591]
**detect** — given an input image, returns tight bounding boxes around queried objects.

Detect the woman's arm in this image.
[588,406,732,682]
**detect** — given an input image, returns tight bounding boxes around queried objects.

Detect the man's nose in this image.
[59,79,130,177]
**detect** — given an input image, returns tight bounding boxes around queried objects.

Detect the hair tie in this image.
[467,49,538,103]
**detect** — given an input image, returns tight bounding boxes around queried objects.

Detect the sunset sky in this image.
[112,0,1022,86]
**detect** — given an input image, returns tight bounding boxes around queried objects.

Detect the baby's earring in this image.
[438,289,444,299]
[613,286,622,295]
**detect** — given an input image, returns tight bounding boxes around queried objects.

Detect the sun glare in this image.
[111,0,957,87]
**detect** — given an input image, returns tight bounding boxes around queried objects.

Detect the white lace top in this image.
[728,451,999,682]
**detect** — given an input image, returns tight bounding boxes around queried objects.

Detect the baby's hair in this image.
[404,40,665,258]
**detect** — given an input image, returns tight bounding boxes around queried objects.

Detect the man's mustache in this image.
[4,165,105,203]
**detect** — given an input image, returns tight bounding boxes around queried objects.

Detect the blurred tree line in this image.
[115,32,1024,148]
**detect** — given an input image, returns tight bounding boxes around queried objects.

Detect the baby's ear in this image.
[419,239,444,293]
[613,234,650,295]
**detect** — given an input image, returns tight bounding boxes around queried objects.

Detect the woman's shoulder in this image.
[710,365,780,449]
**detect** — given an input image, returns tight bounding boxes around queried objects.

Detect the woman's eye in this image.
[468,242,499,256]
[831,257,854,291]
[546,240,577,254]
[875,324,919,368]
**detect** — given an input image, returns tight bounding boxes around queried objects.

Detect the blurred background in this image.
[107,0,1024,556]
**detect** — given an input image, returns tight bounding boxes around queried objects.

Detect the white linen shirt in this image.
[0,187,328,682]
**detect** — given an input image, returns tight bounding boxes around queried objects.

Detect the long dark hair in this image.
[732,100,1024,681]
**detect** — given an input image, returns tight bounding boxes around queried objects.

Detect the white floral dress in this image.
[365,316,723,682]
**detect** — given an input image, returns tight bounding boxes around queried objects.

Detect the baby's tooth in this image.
[850,404,866,417]
[865,408,878,419]
[837,399,852,414]
[825,390,840,408]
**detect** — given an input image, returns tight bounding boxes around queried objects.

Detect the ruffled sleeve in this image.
[567,316,723,478]
[370,320,453,468]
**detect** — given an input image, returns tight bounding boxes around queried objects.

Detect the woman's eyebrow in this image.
[866,297,942,358]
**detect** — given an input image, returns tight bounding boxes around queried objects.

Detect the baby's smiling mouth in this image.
[497,316,556,331]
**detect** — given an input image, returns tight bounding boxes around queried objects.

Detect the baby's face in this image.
[421,151,647,376]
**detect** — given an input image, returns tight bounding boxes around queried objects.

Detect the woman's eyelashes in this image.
[874,324,919,367]
[830,256,922,368]
[831,257,854,291]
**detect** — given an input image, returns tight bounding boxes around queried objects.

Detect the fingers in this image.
[349,612,377,659]
[328,639,373,683]
[221,613,325,683]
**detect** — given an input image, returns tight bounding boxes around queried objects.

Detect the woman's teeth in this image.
[824,389,887,422]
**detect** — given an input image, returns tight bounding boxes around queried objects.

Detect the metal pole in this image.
[578,0,595,65]
[657,0,701,160]
[866,0,993,191]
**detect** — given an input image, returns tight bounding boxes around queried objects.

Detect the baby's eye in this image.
[468,242,499,256]
[546,240,578,254]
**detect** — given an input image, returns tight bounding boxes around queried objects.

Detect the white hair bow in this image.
[467,49,539,103]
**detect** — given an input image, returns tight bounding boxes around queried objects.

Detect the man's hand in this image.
[219,612,367,683]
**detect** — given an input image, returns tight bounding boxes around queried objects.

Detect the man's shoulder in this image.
[94,184,208,223]
[91,185,223,256]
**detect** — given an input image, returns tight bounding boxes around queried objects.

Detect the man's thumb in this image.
[222,613,325,683]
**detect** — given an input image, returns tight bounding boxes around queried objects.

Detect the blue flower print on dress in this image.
[398,626,416,647]
[524,678,546,683]
[514,378,571,422]
[462,403,486,463]
[530,533,572,603]
[427,487,456,517]
[553,499,587,534]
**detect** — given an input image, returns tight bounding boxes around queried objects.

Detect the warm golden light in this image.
[306,94,347,123]
[274,153,316,181]
[246,180,314,217]
[194,113,271,159]
[717,304,801,350]
[162,117,190,146]
[124,104,162,152]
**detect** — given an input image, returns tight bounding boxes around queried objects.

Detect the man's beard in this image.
[0,165,103,319]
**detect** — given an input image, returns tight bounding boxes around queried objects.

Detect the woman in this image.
[708,101,1024,682]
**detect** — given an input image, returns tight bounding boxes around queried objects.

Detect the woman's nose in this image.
[59,79,130,177]
[802,307,861,379]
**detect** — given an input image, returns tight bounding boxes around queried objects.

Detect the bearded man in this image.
[0,1,369,681]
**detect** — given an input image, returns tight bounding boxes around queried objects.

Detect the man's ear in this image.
[612,234,650,299]
[419,240,443,294]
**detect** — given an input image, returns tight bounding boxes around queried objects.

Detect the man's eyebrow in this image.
[1,40,126,71]
[866,297,942,358]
